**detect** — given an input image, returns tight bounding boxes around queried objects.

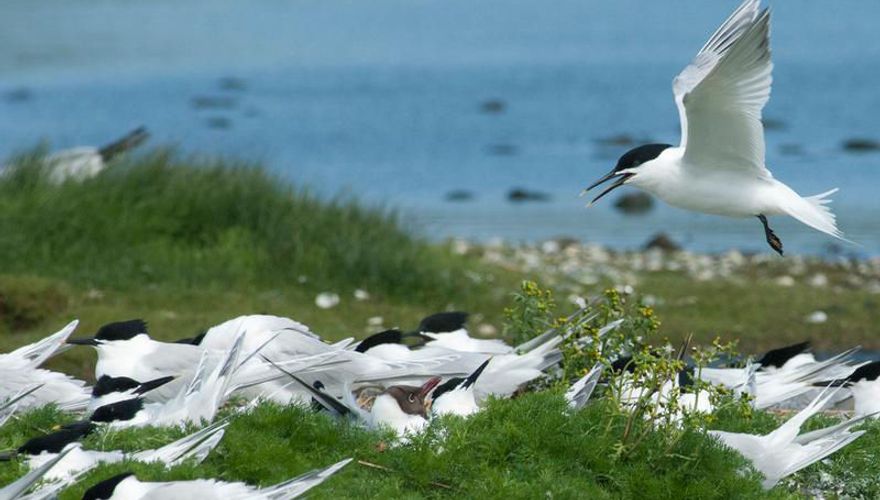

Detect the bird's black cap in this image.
[585,144,672,205]
[90,398,144,423]
[82,472,135,500]
[418,311,469,334]
[814,361,880,388]
[355,329,405,353]
[614,144,673,172]
[92,375,175,398]
[757,341,811,369]
[17,420,94,456]
[68,319,148,346]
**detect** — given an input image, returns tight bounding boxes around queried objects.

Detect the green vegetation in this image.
[1,285,878,498]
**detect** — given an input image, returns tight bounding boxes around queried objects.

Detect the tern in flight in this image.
[584,0,846,255]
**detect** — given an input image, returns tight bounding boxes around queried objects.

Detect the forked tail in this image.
[783,188,852,243]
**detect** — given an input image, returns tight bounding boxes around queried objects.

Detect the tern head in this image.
[90,397,145,423]
[17,420,94,456]
[385,377,442,418]
[814,361,880,388]
[82,472,135,500]
[584,144,672,205]
[417,311,469,334]
[67,319,148,347]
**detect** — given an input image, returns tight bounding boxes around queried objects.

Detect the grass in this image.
[1,150,879,497]
[4,393,880,499]
[0,150,519,378]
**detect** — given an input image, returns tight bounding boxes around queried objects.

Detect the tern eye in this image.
[407,393,416,403]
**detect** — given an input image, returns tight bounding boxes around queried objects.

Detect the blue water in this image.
[1,0,879,255]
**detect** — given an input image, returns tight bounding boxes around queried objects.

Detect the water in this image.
[2,0,879,255]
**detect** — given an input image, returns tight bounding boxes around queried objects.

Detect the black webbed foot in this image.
[757,214,784,256]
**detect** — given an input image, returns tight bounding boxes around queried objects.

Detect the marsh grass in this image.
[0,149,481,300]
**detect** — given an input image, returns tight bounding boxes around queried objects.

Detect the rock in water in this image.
[643,233,681,252]
[842,138,880,153]
[507,188,550,202]
[613,192,654,214]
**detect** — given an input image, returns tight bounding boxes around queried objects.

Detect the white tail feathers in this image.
[783,187,852,243]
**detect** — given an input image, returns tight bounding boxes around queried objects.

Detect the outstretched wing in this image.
[673,0,772,176]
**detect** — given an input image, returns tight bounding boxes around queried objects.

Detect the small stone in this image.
[297,275,308,284]
[775,275,796,287]
[643,233,681,252]
[315,292,340,309]
[477,323,497,336]
[354,289,370,301]
[445,190,474,202]
[806,310,828,324]
[480,99,506,114]
[842,138,880,153]
[191,95,237,109]
[507,188,550,202]
[541,240,561,254]
[218,77,247,91]
[485,143,518,156]
[85,289,104,300]
[613,192,654,214]
[367,316,384,327]
[205,116,232,129]
[809,273,829,287]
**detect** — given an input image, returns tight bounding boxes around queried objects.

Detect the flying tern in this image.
[584,0,846,255]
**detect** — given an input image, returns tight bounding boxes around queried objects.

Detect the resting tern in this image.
[0,320,89,412]
[584,0,846,255]
[709,388,869,489]
[429,359,491,417]
[81,457,351,500]
[45,127,148,184]
[4,420,225,484]
[67,319,202,402]
[814,361,880,418]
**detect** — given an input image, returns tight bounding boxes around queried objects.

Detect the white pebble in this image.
[354,289,370,301]
[477,323,498,336]
[809,273,829,287]
[775,275,795,287]
[805,311,827,324]
[315,292,340,309]
[367,316,384,326]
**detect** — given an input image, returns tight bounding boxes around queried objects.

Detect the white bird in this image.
[0,447,73,500]
[13,421,225,487]
[698,345,860,409]
[415,312,513,355]
[88,333,246,428]
[430,359,491,417]
[0,320,90,412]
[87,375,177,413]
[709,388,869,489]
[584,0,846,255]
[67,319,204,403]
[44,127,149,184]
[564,363,603,411]
[813,361,880,418]
[267,357,440,438]
[80,457,352,500]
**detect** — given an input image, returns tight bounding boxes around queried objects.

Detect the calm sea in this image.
[1,0,878,255]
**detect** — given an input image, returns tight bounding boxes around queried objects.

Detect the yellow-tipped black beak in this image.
[582,171,632,206]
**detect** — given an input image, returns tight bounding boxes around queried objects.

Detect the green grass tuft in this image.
[0,150,479,302]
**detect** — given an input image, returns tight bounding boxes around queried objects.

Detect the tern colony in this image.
[0,309,876,496]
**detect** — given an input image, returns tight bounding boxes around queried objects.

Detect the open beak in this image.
[66,337,99,346]
[581,171,633,206]
[419,377,442,399]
